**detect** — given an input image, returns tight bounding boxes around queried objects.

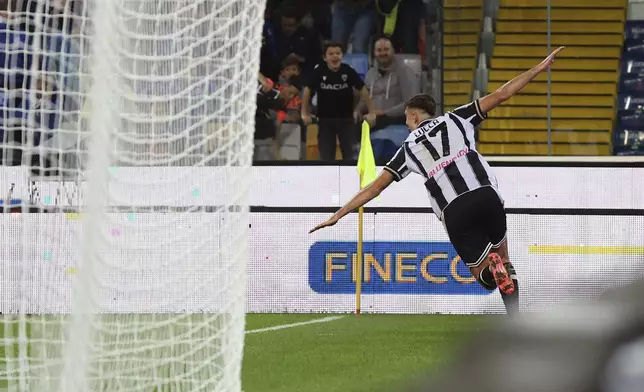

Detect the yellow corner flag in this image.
[356,120,377,189]
[355,120,377,316]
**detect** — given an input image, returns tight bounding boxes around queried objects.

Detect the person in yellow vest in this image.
[331,0,375,54]
[376,0,424,54]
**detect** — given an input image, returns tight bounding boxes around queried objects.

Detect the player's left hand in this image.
[535,46,565,73]
[309,216,339,233]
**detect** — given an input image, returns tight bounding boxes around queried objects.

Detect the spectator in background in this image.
[275,76,301,127]
[275,54,307,160]
[275,56,302,125]
[273,0,333,40]
[301,0,333,41]
[331,0,374,54]
[301,42,375,161]
[274,7,322,79]
[254,73,283,161]
[274,75,303,160]
[277,53,301,85]
[260,3,279,80]
[354,36,418,162]
[0,2,38,165]
[256,72,302,161]
[1,0,85,172]
[376,0,424,54]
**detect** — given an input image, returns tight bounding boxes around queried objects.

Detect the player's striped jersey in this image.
[383,99,503,220]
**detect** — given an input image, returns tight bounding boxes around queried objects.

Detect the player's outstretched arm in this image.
[309,170,395,233]
[478,46,565,114]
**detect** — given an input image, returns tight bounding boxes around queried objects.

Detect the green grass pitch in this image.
[1,314,485,392]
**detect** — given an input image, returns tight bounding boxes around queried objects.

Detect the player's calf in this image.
[488,253,514,295]
[473,253,519,314]
[472,253,512,293]
[499,259,519,314]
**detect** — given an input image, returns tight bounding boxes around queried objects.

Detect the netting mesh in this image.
[0,0,265,390]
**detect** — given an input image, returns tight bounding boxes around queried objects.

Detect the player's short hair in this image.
[323,41,344,55]
[405,94,437,117]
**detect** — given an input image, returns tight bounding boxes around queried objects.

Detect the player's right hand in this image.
[302,114,312,126]
[535,46,565,73]
[309,216,339,233]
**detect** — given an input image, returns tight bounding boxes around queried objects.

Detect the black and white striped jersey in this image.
[383,99,503,220]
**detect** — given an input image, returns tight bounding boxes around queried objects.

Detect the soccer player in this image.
[309,46,566,314]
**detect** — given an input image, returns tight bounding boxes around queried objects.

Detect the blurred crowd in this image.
[0,0,427,170]
[256,0,427,163]
[0,0,85,169]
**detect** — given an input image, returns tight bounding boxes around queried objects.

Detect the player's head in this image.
[374,37,395,67]
[404,94,437,130]
[323,42,344,71]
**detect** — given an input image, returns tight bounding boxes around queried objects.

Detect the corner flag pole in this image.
[356,191,364,316]
[356,120,376,316]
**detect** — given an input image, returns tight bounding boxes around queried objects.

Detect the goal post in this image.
[1,0,265,390]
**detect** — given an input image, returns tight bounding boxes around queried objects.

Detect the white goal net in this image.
[0,0,265,391]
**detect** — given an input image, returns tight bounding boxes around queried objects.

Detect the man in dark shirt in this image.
[301,42,375,161]
[274,7,322,78]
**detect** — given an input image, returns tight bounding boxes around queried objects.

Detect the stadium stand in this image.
[478,0,627,156]
[343,52,371,80]
[397,53,423,89]
[443,0,483,111]
[614,20,644,155]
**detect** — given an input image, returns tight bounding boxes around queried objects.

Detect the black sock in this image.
[500,262,519,314]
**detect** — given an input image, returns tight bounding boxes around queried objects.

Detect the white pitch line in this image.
[245,315,345,334]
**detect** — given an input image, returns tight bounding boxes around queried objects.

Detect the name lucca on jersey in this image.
[410,117,440,139]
